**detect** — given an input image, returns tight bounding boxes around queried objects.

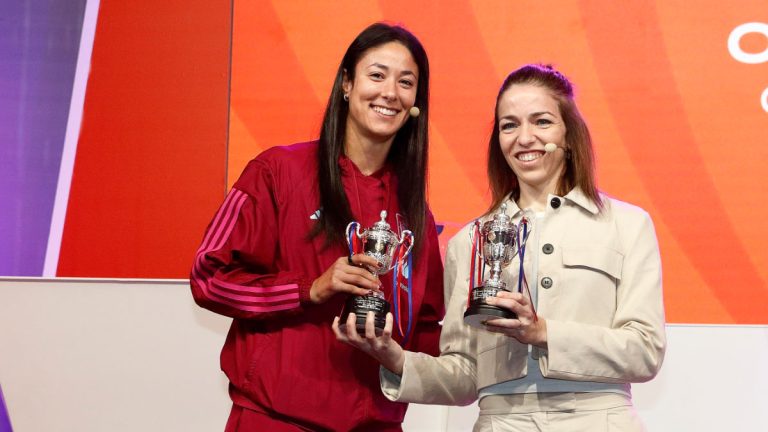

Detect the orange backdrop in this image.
[228,0,768,324]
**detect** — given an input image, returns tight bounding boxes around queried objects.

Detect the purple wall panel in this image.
[0,0,86,276]
[0,384,11,432]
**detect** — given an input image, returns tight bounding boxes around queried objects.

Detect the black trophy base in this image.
[340,294,390,336]
[463,303,517,329]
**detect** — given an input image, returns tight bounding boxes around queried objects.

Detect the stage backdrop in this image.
[227,1,768,325]
[1,0,766,325]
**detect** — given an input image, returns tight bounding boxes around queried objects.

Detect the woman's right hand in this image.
[309,254,381,304]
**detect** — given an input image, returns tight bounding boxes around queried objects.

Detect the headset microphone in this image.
[544,143,558,153]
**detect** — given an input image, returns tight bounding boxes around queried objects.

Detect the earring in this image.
[343,94,349,102]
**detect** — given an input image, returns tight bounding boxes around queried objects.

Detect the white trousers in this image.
[473,392,645,432]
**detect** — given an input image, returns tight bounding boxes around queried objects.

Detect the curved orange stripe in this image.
[229,0,324,171]
[378,0,500,199]
[270,1,383,103]
[655,2,768,292]
[580,0,768,324]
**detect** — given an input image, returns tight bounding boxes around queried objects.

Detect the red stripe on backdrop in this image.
[57,0,231,278]
[580,1,768,323]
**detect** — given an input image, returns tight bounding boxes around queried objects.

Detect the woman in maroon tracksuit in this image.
[190,23,445,431]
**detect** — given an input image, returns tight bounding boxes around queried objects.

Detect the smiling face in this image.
[497,83,567,196]
[342,42,418,147]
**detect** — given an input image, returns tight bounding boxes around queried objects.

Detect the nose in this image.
[517,122,536,146]
[381,78,396,101]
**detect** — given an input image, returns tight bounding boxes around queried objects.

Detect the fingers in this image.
[362,312,395,353]
[484,316,547,348]
[333,313,365,346]
[333,312,405,373]
[335,279,375,296]
[484,317,523,332]
[349,253,383,271]
[312,255,383,304]
[346,273,380,290]
[491,290,527,305]
[364,311,378,340]
[486,291,529,318]
[483,292,530,337]
[331,316,347,341]
[335,312,390,348]
[342,256,380,290]
[381,312,394,344]
[344,312,365,344]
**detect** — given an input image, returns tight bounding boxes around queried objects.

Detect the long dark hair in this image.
[487,64,602,212]
[311,23,431,255]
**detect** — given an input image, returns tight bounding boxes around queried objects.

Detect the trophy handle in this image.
[469,222,483,259]
[345,221,362,249]
[392,229,414,270]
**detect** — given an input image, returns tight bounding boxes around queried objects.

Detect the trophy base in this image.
[340,294,390,336]
[463,303,517,329]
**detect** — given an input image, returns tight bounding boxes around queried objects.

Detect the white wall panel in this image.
[1,280,766,431]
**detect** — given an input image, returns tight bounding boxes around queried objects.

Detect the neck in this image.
[344,130,394,176]
[517,182,559,212]
[517,190,549,212]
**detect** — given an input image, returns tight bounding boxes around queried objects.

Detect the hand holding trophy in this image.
[341,211,414,337]
[463,203,532,329]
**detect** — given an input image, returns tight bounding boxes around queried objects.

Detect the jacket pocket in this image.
[242,329,278,393]
[561,244,623,281]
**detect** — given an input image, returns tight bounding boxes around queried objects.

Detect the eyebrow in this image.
[368,62,417,77]
[499,111,555,121]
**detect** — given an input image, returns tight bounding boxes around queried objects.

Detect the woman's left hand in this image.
[484,291,548,349]
[333,311,406,375]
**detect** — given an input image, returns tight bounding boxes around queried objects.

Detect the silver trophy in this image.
[463,203,521,328]
[342,210,414,334]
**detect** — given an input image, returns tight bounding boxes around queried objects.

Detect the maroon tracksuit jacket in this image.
[191,141,445,431]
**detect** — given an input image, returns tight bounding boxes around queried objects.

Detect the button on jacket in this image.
[382,188,666,406]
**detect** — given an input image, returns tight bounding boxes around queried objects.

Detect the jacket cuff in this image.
[379,366,404,401]
[297,277,313,304]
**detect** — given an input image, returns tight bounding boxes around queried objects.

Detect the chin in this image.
[517,174,551,188]
[368,126,400,140]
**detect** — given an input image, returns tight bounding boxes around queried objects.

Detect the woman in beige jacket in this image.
[334,64,666,431]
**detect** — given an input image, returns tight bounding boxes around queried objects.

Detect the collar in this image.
[500,187,600,216]
[562,188,600,215]
[338,154,392,181]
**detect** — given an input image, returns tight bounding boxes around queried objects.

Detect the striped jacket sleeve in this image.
[189,159,310,320]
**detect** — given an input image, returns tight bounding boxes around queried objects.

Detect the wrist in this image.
[308,279,320,304]
[384,350,406,376]
[377,348,405,375]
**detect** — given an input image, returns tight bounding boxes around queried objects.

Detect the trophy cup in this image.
[463,203,527,328]
[341,210,414,335]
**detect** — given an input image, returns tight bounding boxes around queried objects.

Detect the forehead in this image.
[498,84,560,115]
[355,42,418,75]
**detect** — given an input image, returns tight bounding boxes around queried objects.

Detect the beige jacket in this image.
[381,189,666,406]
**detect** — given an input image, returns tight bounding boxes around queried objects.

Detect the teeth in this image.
[373,106,397,116]
[517,152,542,162]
